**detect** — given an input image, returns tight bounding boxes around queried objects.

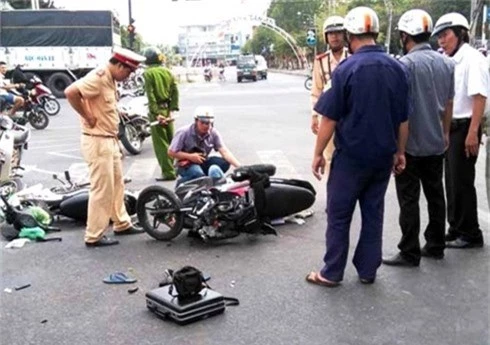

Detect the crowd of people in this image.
[62,6,488,292]
[307,7,489,287]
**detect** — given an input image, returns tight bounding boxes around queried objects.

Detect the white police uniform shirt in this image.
[451,43,490,119]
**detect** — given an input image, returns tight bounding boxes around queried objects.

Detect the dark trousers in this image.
[320,152,391,282]
[445,120,483,242]
[395,154,446,263]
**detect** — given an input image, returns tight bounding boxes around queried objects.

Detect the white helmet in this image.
[397,9,433,36]
[432,12,469,37]
[323,16,344,33]
[344,6,380,35]
[194,106,214,122]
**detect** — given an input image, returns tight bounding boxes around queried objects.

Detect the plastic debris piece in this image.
[15,283,31,291]
[4,288,12,293]
[5,238,31,249]
[271,218,286,225]
[41,319,48,324]
[230,280,236,288]
[128,286,139,294]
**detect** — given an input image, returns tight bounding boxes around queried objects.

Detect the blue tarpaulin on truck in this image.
[0,10,115,47]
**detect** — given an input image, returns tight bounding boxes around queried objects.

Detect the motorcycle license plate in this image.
[243,72,250,75]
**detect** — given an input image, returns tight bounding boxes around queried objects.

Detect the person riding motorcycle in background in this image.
[142,46,180,181]
[0,61,25,117]
[310,15,349,172]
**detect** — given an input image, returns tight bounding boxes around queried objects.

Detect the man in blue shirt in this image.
[306,6,410,287]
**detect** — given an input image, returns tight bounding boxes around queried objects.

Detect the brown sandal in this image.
[305,272,340,288]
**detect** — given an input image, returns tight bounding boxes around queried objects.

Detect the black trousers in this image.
[445,119,483,241]
[395,154,446,262]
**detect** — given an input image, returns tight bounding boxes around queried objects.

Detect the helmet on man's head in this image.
[344,6,379,35]
[432,13,469,37]
[194,106,215,122]
[323,16,344,33]
[397,9,433,36]
[141,46,164,65]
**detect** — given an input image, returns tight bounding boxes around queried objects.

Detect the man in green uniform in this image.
[142,47,179,181]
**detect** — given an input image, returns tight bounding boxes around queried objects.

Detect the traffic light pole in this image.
[128,0,134,50]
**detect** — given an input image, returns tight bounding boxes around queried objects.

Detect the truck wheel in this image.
[47,72,73,98]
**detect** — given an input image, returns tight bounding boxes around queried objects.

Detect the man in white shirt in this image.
[0,61,25,116]
[433,13,489,248]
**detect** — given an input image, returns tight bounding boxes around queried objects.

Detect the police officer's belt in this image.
[158,101,169,109]
[82,133,116,139]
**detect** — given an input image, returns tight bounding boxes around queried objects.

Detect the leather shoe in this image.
[446,238,484,249]
[85,236,119,247]
[359,277,375,284]
[114,225,145,236]
[382,253,419,267]
[420,246,444,259]
[445,232,459,242]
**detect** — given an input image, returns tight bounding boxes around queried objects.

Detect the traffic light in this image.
[306,28,316,47]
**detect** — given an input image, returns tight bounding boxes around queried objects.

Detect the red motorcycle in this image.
[27,76,60,116]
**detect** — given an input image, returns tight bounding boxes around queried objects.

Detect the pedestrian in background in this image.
[383,9,454,267]
[142,46,180,181]
[433,13,489,249]
[64,47,145,247]
[307,6,409,287]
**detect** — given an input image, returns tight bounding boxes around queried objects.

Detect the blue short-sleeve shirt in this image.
[314,45,410,168]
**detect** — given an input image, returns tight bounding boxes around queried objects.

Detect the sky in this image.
[53,0,271,45]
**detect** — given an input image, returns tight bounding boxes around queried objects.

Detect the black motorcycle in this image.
[136,164,316,242]
[117,98,152,155]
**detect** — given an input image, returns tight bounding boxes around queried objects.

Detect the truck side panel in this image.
[0,10,113,47]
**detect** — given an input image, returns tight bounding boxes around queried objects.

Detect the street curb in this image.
[269,69,308,77]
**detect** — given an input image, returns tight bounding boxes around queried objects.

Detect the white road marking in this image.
[124,158,159,180]
[23,165,60,175]
[256,150,299,178]
[47,152,84,160]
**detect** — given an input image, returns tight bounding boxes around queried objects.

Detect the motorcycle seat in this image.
[231,164,276,182]
[12,129,29,146]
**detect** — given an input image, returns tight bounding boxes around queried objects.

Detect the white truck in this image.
[0,9,121,98]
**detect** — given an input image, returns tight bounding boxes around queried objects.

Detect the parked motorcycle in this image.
[0,115,30,186]
[304,76,313,91]
[136,164,316,242]
[117,101,152,155]
[13,169,137,223]
[27,76,60,116]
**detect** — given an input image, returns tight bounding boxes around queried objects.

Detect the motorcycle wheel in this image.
[0,177,25,196]
[41,97,61,116]
[136,185,184,241]
[304,77,313,91]
[28,109,49,130]
[120,123,143,155]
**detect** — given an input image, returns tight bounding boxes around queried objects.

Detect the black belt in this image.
[451,118,471,125]
[82,133,116,139]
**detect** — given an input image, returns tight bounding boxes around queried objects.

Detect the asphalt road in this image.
[1,70,489,345]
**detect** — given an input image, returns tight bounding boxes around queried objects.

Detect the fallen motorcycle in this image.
[13,170,137,223]
[136,164,316,242]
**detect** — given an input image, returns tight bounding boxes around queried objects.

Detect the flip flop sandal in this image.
[305,272,340,288]
[103,272,137,284]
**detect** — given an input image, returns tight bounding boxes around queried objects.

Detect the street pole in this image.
[383,0,393,53]
[128,0,134,50]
